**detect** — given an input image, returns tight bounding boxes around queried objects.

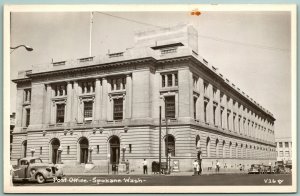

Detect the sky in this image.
[10,10,292,138]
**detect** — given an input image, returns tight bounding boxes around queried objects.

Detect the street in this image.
[13,174,292,186]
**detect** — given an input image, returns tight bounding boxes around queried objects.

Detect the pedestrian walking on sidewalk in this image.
[143,159,148,174]
[197,150,203,175]
[193,160,198,175]
[125,160,130,174]
[216,160,220,173]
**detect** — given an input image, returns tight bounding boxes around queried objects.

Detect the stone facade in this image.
[11,24,276,172]
[276,138,292,162]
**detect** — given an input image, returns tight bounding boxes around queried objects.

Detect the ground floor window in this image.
[165,135,175,157]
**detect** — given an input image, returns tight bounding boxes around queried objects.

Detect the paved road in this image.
[13,174,292,186]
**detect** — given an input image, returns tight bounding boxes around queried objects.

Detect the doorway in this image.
[79,137,89,164]
[109,136,120,164]
[51,139,60,164]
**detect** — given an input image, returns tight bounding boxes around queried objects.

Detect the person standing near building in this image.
[143,159,148,174]
[216,160,220,173]
[193,160,198,176]
[126,160,130,174]
[197,150,203,174]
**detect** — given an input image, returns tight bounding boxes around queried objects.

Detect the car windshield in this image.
[30,158,43,164]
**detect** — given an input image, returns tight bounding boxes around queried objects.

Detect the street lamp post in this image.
[10,45,33,54]
[165,117,169,174]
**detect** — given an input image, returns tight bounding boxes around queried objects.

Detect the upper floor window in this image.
[80,81,95,94]
[54,84,67,97]
[204,81,209,96]
[193,97,197,119]
[56,104,65,123]
[279,142,283,148]
[24,89,31,102]
[111,77,126,91]
[84,101,93,120]
[220,92,224,103]
[113,98,123,120]
[213,87,217,100]
[25,109,30,127]
[193,76,198,90]
[285,142,289,148]
[161,73,178,88]
[165,96,175,119]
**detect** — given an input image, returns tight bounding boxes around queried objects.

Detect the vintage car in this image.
[12,157,64,183]
[248,164,261,174]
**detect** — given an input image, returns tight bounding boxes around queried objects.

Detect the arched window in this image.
[79,137,89,164]
[196,135,200,149]
[22,140,27,158]
[235,143,238,158]
[229,142,232,158]
[206,137,210,157]
[165,135,175,157]
[109,136,120,164]
[50,138,60,164]
[222,140,226,158]
[215,139,219,157]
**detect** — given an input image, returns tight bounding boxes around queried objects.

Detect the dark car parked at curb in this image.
[12,157,64,184]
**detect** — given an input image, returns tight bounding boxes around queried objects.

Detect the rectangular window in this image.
[165,96,175,119]
[193,97,197,119]
[167,74,172,87]
[279,142,283,148]
[204,82,209,96]
[285,151,290,157]
[25,108,30,127]
[227,111,230,130]
[40,147,42,155]
[113,98,123,120]
[279,151,283,157]
[285,142,289,148]
[174,74,178,86]
[162,75,165,87]
[97,145,100,154]
[84,101,93,119]
[67,146,70,154]
[233,113,236,132]
[56,104,65,123]
[213,105,217,125]
[24,89,31,102]
[204,101,208,123]
[220,108,223,127]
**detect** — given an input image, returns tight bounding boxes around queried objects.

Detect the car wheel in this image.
[36,173,45,184]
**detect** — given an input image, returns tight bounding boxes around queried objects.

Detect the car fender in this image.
[33,169,49,179]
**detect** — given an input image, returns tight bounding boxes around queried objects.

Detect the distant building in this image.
[275,137,292,162]
[11,24,276,172]
[10,112,16,159]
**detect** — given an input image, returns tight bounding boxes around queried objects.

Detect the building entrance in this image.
[109,136,120,164]
[79,138,89,164]
[51,139,60,164]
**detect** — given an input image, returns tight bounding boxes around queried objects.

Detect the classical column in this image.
[125,74,132,119]
[72,81,78,123]
[45,84,52,124]
[101,77,108,121]
[164,75,168,87]
[198,78,204,122]
[66,81,72,123]
[172,73,175,87]
[94,78,101,122]
[215,89,221,127]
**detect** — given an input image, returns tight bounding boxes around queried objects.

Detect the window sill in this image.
[107,120,123,124]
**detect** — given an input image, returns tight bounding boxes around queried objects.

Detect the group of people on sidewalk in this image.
[193,150,220,175]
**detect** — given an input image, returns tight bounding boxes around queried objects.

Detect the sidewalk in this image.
[64,168,248,176]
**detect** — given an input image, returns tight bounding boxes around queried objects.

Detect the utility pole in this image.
[89,12,94,57]
[165,116,169,174]
[159,106,162,175]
